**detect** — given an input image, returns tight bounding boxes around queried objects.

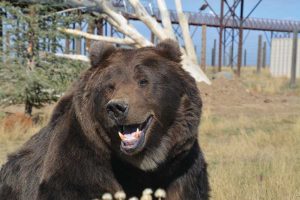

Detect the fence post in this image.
[0,10,3,62]
[75,23,82,55]
[290,29,298,88]
[256,35,262,74]
[96,18,103,35]
[201,25,207,71]
[212,39,216,67]
[229,45,233,67]
[85,19,95,53]
[211,48,215,66]
[262,41,267,68]
[243,49,247,66]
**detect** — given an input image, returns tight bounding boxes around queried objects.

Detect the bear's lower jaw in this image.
[118,116,153,155]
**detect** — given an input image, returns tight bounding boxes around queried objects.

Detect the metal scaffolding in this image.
[115,4,300,33]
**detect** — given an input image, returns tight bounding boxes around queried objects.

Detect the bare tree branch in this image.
[55,53,89,62]
[96,0,152,47]
[59,28,136,45]
[156,0,176,39]
[181,55,211,84]
[175,0,198,64]
[128,0,169,40]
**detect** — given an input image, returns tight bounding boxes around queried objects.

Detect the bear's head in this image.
[72,40,202,171]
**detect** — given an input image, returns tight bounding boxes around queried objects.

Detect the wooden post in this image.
[256,35,262,74]
[237,0,244,76]
[229,45,233,67]
[262,41,267,68]
[96,18,103,35]
[212,39,216,67]
[151,31,155,44]
[212,47,214,66]
[64,13,70,54]
[290,30,298,88]
[65,36,70,54]
[75,23,81,55]
[243,49,247,66]
[0,11,3,60]
[105,20,108,36]
[223,28,226,66]
[86,19,95,52]
[71,22,76,53]
[201,25,206,71]
[75,11,82,55]
[110,24,114,37]
[218,0,224,72]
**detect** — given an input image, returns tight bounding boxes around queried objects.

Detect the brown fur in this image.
[0,39,209,200]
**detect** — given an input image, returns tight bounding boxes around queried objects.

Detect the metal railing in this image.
[113,1,300,32]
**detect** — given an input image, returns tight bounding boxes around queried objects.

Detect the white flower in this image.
[114,191,126,200]
[128,197,139,200]
[102,193,113,200]
[142,188,153,195]
[154,188,166,199]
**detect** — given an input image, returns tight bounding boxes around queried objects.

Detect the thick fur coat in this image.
[0,40,209,200]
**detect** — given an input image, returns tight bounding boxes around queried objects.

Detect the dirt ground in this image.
[198,77,300,118]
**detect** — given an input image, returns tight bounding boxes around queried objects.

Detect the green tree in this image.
[0,3,88,115]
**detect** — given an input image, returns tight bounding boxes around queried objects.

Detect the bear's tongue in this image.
[118,126,142,144]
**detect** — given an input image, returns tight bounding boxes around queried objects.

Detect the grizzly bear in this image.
[0,39,209,200]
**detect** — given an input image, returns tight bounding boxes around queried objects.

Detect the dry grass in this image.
[200,108,300,200]
[0,120,37,165]
[239,68,300,95]
[206,67,300,95]
[0,107,51,165]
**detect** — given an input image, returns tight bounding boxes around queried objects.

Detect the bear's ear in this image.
[89,41,116,68]
[156,39,182,63]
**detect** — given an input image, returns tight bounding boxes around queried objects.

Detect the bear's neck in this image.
[110,141,199,191]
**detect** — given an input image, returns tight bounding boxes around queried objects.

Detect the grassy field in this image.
[0,68,299,199]
[200,110,300,200]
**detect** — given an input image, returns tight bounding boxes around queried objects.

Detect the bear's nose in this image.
[106,100,129,120]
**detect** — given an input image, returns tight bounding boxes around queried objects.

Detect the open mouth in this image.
[117,115,153,154]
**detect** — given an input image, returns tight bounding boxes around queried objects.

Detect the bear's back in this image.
[0,126,52,200]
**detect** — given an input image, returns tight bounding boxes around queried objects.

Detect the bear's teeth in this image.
[134,128,141,139]
[118,132,125,140]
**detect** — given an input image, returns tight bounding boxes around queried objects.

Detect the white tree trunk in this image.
[174,0,198,64]
[128,0,168,40]
[96,0,152,47]
[55,53,89,62]
[59,28,136,45]
[156,0,176,39]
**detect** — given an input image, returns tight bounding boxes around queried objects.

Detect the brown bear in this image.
[0,39,209,200]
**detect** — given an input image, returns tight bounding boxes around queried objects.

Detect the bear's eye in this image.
[138,79,148,87]
[105,84,115,93]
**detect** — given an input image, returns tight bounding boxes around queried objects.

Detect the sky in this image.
[169,0,300,21]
